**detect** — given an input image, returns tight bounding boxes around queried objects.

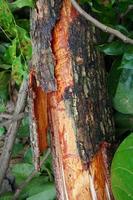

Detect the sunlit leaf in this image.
[9,0,33,11]
[0,0,16,36]
[111,133,133,200]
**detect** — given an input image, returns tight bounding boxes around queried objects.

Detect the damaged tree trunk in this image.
[30,0,115,199]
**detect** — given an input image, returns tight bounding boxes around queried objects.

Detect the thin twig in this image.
[0,79,28,188]
[13,148,51,200]
[71,0,133,45]
[0,112,26,127]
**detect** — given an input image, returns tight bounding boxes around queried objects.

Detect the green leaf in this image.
[119,46,133,69]
[0,0,16,36]
[114,112,133,130]
[24,148,33,164]
[27,183,56,200]
[120,59,133,70]
[0,71,10,100]
[9,0,33,11]
[12,143,24,157]
[41,154,53,180]
[98,41,126,55]
[111,133,133,200]
[11,163,34,184]
[11,56,25,84]
[16,19,30,32]
[123,46,133,61]
[115,25,129,35]
[17,26,32,60]
[0,64,11,70]
[4,39,17,64]
[113,69,133,114]
[0,192,13,200]
[108,59,123,99]
[18,117,30,137]
[0,103,6,113]
[0,127,5,136]
[19,177,54,199]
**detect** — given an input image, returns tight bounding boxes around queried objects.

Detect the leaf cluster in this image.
[0,0,32,102]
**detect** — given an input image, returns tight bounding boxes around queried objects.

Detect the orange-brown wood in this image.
[29,70,48,154]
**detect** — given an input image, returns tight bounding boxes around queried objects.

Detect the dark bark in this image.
[31,0,115,199]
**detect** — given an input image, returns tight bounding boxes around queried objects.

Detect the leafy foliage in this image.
[0,0,32,91]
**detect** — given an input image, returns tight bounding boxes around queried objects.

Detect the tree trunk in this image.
[31,0,115,199]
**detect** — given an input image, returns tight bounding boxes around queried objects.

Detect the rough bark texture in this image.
[31,0,115,199]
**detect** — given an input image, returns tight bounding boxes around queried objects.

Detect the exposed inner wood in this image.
[29,70,48,156]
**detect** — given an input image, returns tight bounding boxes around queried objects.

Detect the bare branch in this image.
[71,0,133,45]
[13,148,51,200]
[0,112,26,127]
[0,79,28,188]
[0,113,13,120]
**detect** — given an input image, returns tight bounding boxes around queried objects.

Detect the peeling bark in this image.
[31,0,115,199]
